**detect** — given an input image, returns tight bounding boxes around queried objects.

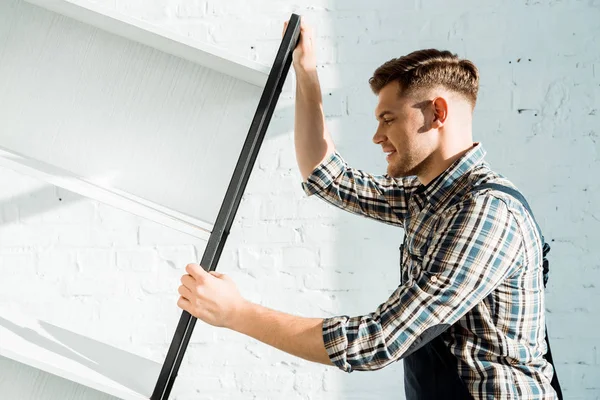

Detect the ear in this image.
[431,97,448,129]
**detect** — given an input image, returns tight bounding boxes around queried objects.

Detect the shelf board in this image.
[24,0,270,87]
[0,305,162,400]
[0,147,213,241]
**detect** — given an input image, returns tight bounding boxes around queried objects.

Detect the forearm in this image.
[294,68,335,181]
[230,300,333,366]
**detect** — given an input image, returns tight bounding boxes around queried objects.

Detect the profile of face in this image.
[372,81,444,179]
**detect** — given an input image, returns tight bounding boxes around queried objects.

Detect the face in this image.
[372,82,440,178]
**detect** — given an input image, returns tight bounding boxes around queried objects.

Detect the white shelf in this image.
[24,0,270,87]
[0,147,213,241]
[1,0,263,239]
[0,306,162,400]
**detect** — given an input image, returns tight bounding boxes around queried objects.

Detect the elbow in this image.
[349,343,399,372]
[325,318,399,373]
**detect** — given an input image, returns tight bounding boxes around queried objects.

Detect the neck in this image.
[417,139,475,186]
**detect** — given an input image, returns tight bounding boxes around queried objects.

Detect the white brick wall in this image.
[1,0,599,399]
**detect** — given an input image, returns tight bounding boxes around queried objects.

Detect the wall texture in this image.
[0,0,599,399]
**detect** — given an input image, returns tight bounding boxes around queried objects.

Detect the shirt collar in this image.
[415,143,487,208]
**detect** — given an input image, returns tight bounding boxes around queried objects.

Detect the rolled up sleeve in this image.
[301,152,415,227]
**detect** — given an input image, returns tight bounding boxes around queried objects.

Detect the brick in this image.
[116,0,170,22]
[0,202,18,225]
[294,371,324,392]
[116,248,159,272]
[259,197,298,220]
[333,0,418,10]
[46,224,138,248]
[139,266,182,295]
[62,272,126,297]
[0,251,36,275]
[238,246,279,273]
[208,1,295,18]
[299,222,339,243]
[156,245,197,270]
[138,224,206,247]
[75,249,115,271]
[173,0,208,19]
[235,370,295,392]
[237,221,300,244]
[96,202,141,228]
[258,148,280,171]
[245,169,300,195]
[282,246,318,269]
[338,41,417,64]
[211,17,272,43]
[36,249,78,283]
[0,224,54,247]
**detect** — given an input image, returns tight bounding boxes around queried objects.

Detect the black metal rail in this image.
[150,13,301,400]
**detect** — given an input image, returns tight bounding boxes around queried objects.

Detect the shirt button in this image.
[430,276,438,283]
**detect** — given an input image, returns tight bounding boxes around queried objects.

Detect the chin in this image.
[388,162,417,178]
[387,166,406,178]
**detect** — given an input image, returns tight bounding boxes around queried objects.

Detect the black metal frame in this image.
[150,14,301,400]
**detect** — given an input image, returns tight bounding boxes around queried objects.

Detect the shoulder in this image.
[440,164,525,233]
[446,170,542,255]
[441,187,518,232]
[449,162,524,216]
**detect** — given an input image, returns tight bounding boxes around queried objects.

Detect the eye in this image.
[383,119,394,125]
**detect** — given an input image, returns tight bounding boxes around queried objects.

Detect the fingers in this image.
[298,23,313,51]
[177,296,191,312]
[300,20,311,37]
[185,263,207,280]
[178,284,193,300]
[284,18,311,41]
[180,273,195,290]
[211,271,232,283]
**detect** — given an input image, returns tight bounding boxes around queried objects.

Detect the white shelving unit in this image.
[0,0,270,241]
[0,306,161,400]
[24,0,270,86]
[0,0,298,399]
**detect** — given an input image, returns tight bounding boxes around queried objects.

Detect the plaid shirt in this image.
[302,143,557,399]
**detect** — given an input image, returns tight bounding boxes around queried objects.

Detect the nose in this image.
[372,125,385,145]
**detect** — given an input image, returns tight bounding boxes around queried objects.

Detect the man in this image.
[176,21,558,399]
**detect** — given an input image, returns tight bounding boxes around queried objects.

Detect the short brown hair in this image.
[369,49,479,108]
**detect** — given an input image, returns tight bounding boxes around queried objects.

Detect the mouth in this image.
[384,150,396,161]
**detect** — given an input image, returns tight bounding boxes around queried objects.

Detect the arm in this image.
[177,195,523,371]
[232,302,332,366]
[291,21,413,226]
[177,267,332,366]
[323,194,524,371]
[288,20,335,181]
[303,153,414,226]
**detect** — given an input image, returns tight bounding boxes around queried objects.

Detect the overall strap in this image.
[470,183,543,242]
[471,183,552,283]
[470,182,563,399]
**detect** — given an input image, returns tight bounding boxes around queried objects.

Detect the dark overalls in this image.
[400,183,562,400]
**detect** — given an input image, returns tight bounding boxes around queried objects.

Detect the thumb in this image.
[209,271,224,279]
